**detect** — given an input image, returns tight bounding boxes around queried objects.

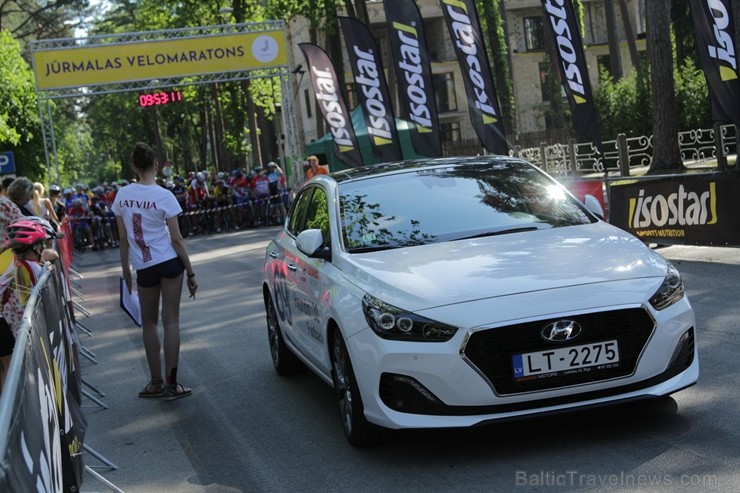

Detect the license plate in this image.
[512,340,620,380]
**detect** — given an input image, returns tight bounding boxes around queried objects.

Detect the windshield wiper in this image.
[347,245,397,253]
[456,226,544,240]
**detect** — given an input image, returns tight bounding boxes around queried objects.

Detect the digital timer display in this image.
[138,91,184,107]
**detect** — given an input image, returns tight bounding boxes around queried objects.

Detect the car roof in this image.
[329,155,525,184]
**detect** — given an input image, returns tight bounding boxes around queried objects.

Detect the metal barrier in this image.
[515,124,739,177]
[0,232,123,492]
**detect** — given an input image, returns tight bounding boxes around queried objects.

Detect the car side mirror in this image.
[583,194,605,220]
[296,229,331,260]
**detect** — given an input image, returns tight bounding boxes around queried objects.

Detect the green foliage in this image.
[0,30,38,146]
[595,68,651,140]
[674,58,711,131]
[0,29,47,179]
[596,58,712,142]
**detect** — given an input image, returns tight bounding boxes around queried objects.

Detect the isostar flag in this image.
[339,16,404,163]
[384,0,442,157]
[299,43,364,167]
[541,0,603,151]
[689,0,740,126]
[439,0,508,155]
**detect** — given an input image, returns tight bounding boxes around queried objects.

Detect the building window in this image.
[304,89,312,118]
[432,73,457,112]
[441,121,461,142]
[524,17,545,51]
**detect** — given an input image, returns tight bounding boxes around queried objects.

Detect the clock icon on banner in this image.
[252,35,279,63]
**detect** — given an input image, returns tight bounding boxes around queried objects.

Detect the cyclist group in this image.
[168,161,290,237]
[56,160,294,252]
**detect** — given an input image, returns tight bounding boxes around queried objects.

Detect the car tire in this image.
[265,292,303,375]
[330,330,388,447]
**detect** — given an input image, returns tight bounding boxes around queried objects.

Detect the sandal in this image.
[164,383,192,401]
[138,380,164,398]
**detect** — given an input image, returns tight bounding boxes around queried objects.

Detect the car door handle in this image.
[286,263,298,271]
[269,251,279,258]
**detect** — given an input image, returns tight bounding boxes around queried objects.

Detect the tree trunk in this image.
[498,0,517,133]
[354,0,369,25]
[343,0,356,19]
[544,17,566,130]
[646,0,683,173]
[604,0,623,80]
[211,84,225,171]
[618,0,641,75]
[481,0,515,136]
[234,0,262,168]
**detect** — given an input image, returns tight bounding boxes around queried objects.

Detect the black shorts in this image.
[0,317,14,357]
[136,256,185,288]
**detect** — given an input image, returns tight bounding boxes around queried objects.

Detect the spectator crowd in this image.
[18,157,331,254]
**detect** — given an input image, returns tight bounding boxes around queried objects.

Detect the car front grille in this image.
[463,307,655,395]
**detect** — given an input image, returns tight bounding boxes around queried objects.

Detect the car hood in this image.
[340,222,669,311]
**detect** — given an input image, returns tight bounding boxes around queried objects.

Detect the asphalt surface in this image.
[73,229,740,493]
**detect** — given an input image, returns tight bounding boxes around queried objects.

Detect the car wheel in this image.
[330,330,388,447]
[265,292,303,375]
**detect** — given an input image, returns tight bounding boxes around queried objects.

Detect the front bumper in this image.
[345,299,697,430]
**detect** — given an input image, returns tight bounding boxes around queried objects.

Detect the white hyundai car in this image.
[262,156,698,446]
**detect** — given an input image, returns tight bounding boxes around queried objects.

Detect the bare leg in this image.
[138,284,162,382]
[0,355,11,392]
[160,273,184,381]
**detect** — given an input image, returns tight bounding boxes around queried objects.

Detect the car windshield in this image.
[339,161,594,253]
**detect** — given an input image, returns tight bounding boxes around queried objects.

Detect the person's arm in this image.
[116,215,133,293]
[41,248,59,264]
[166,216,197,298]
[43,198,60,223]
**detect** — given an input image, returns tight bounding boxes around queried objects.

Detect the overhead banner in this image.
[299,43,364,167]
[339,16,404,163]
[541,0,603,151]
[439,0,508,155]
[608,172,740,245]
[688,0,740,126]
[384,0,442,158]
[33,29,287,90]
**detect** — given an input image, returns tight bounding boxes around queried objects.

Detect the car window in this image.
[304,187,330,247]
[287,187,314,236]
[339,161,594,252]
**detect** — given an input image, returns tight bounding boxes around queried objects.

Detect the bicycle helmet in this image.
[21,216,58,239]
[6,219,50,248]
[49,184,61,193]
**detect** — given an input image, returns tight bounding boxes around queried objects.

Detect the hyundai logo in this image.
[541,320,582,343]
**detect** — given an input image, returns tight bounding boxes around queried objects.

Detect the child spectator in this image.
[0,218,59,390]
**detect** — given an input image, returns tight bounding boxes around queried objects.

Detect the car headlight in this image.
[649,262,685,310]
[362,294,458,342]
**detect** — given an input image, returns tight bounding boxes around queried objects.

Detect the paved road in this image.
[74,230,740,493]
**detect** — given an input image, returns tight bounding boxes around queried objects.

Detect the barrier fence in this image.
[0,252,86,491]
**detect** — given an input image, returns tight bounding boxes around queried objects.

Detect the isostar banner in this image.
[299,43,364,167]
[540,0,603,151]
[439,0,508,155]
[384,0,442,157]
[688,0,740,126]
[339,16,404,163]
[608,172,740,245]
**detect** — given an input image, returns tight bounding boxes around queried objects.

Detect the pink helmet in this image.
[6,219,49,248]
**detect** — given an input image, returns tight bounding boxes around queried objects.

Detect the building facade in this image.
[286,0,647,161]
